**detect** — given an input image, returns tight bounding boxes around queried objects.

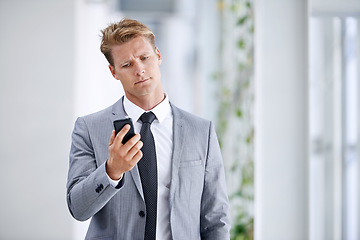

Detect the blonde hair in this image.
[100,18,156,66]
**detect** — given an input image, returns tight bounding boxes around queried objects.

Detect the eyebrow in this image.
[119,60,130,66]
[118,51,153,66]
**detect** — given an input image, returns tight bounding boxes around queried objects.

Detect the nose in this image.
[134,61,145,76]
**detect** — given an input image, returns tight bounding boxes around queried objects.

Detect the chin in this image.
[131,89,152,96]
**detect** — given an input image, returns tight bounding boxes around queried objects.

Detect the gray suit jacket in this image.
[67,97,230,239]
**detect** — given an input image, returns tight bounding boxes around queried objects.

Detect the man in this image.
[67,18,230,240]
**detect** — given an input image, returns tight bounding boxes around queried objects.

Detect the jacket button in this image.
[139,211,145,218]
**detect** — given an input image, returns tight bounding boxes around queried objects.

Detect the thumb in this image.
[108,130,116,146]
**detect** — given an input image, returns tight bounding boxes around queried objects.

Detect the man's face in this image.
[109,36,163,102]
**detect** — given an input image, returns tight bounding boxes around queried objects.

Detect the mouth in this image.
[135,78,150,85]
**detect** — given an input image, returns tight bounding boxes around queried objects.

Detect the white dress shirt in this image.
[107,95,173,240]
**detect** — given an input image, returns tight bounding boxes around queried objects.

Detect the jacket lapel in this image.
[169,104,185,208]
[111,97,144,200]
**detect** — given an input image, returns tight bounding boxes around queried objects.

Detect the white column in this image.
[74,0,123,119]
[254,0,309,239]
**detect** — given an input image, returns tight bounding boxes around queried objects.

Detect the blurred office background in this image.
[0,0,359,239]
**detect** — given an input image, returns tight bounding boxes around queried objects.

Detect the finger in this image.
[126,140,143,161]
[122,150,143,172]
[121,133,141,152]
[129,150,143,166]
[111,133,140,162]
[108,130,116,146]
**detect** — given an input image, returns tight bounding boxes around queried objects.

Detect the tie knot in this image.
[140,111,156,124]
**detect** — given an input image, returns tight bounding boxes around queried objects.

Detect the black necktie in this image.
[138,112,157,239]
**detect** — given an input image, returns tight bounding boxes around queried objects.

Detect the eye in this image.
[141,56,149,61]
[122,63,130,68]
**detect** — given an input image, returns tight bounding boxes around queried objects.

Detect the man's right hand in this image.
[106,124,143,180]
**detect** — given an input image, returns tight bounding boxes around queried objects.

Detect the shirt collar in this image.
[123,94,171,124]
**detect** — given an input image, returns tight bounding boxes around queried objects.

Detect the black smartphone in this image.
[113,118,136,144]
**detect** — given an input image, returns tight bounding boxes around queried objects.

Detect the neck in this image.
[126,93,165,111]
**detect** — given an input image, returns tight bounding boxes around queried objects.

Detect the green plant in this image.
[215,0,254,239]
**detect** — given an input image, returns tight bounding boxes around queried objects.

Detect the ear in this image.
[155,47,162,64]
[109,65,119,80]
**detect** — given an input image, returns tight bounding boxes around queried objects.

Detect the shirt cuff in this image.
[106,172,124,189]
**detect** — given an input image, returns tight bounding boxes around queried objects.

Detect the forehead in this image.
[112,37,154,59]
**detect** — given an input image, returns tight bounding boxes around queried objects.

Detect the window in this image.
[309,16,359,240]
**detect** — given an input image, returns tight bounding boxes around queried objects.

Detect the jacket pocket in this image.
[179,159,202,168]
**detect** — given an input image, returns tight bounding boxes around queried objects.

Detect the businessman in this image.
[67,18,230,240]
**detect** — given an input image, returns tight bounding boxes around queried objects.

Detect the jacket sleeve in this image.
[66,117,122,221]
[200,122,231,239]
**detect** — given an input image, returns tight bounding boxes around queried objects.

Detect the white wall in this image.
[0,0,74,239]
